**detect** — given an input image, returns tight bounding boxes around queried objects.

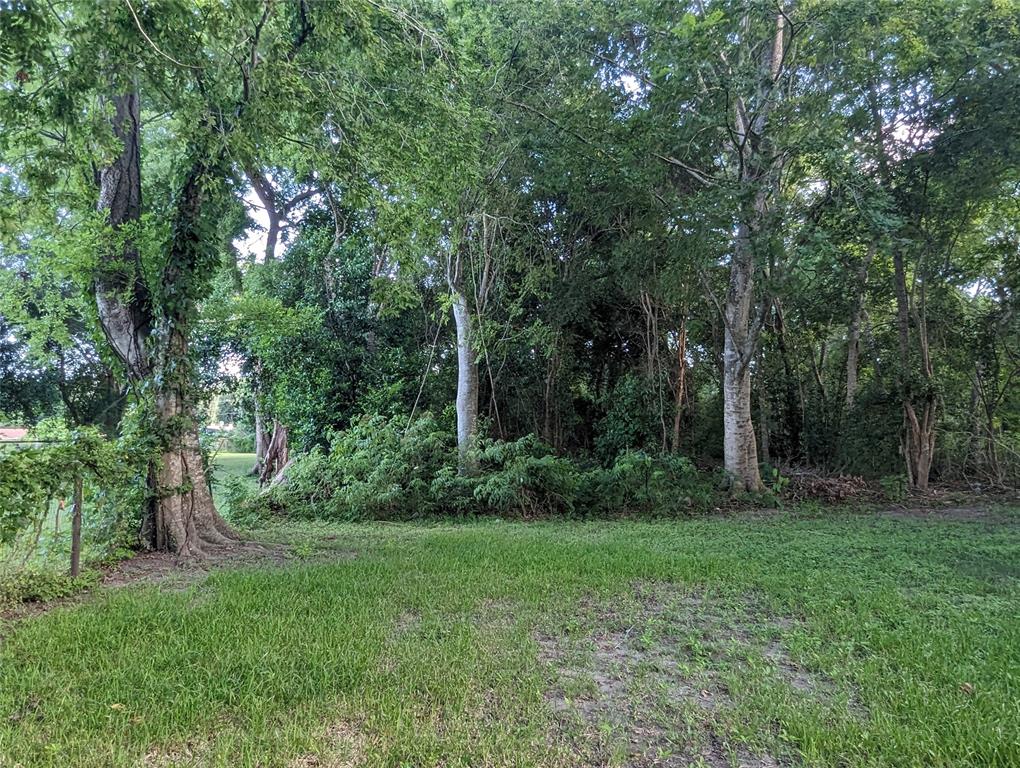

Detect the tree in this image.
[1,0,321,554]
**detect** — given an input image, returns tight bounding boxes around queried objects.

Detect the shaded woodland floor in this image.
[1,508,1018,767]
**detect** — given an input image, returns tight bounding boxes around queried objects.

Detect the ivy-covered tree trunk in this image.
[95,89,238,557]
[149,331,237,555]
[94,91,151,382]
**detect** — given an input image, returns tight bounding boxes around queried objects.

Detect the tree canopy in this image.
[1,0,1018,552]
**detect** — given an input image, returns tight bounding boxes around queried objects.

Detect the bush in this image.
[241,413,455,521]
[580,450,712,515]
[0,568,100,607]
[594,374,663,462]
[472,435,578,517]
[237,411,720,522]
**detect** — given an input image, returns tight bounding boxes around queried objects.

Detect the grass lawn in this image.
[0,508,1018,767]
[208,452,258,515]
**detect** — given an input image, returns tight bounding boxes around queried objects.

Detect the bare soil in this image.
[539,582,863,767]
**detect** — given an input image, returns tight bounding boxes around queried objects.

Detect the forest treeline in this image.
[1,0,1018,555]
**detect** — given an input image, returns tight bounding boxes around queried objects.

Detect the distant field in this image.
[209,452,258,514]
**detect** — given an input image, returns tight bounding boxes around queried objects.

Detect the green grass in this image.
[210,452,257,480]
[208,452,258,515]
[1,510,1018,767]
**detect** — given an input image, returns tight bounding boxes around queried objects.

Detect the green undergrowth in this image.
[224,414,734,526]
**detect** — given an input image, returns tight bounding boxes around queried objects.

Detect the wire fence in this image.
[1,438,88,580]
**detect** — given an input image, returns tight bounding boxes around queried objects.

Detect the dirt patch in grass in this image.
[142,738,213,767]
[391,609,422,638]
[288,718,371,768]
[101,541,292,589]
[539,582,854,766]
[875,505,1018,523]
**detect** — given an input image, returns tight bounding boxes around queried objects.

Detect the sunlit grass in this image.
[209,452,258,516]
[1,510,1018,767]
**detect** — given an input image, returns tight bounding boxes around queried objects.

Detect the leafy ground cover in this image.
[0,507,1018,767]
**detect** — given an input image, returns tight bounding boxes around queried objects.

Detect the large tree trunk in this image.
[148,344,238,556]
[94,91,151,382]
[723,221,763,492]
[451,289,479,473]
[96,89,237,557]
[718,9,787,493]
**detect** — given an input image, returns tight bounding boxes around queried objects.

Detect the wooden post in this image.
[70,475,83,578]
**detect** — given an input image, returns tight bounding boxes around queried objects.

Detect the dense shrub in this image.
[0,568,100,607]
[594,374,664,462]
[234,413,454,522]
[229,412,721,523]
[472,434,579,516]
[580,450,713,515]
[836,388,902,478]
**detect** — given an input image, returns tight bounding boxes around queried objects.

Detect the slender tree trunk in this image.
[773,299,802,458]
[757,349,771,466]
[870,72,936,491]
[671,321,687,452]
[452,289,479,473]
[543,340,560,448]
[967,370,983,477]
[845,313,862,410]
[69,475,83,578]
[892,248,936,490]
[254,404,267,459]
[845,245,874,410]
[251,401,271,475]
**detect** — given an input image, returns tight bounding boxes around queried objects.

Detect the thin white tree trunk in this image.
[452,289,479,473]
[719,9,787,493]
